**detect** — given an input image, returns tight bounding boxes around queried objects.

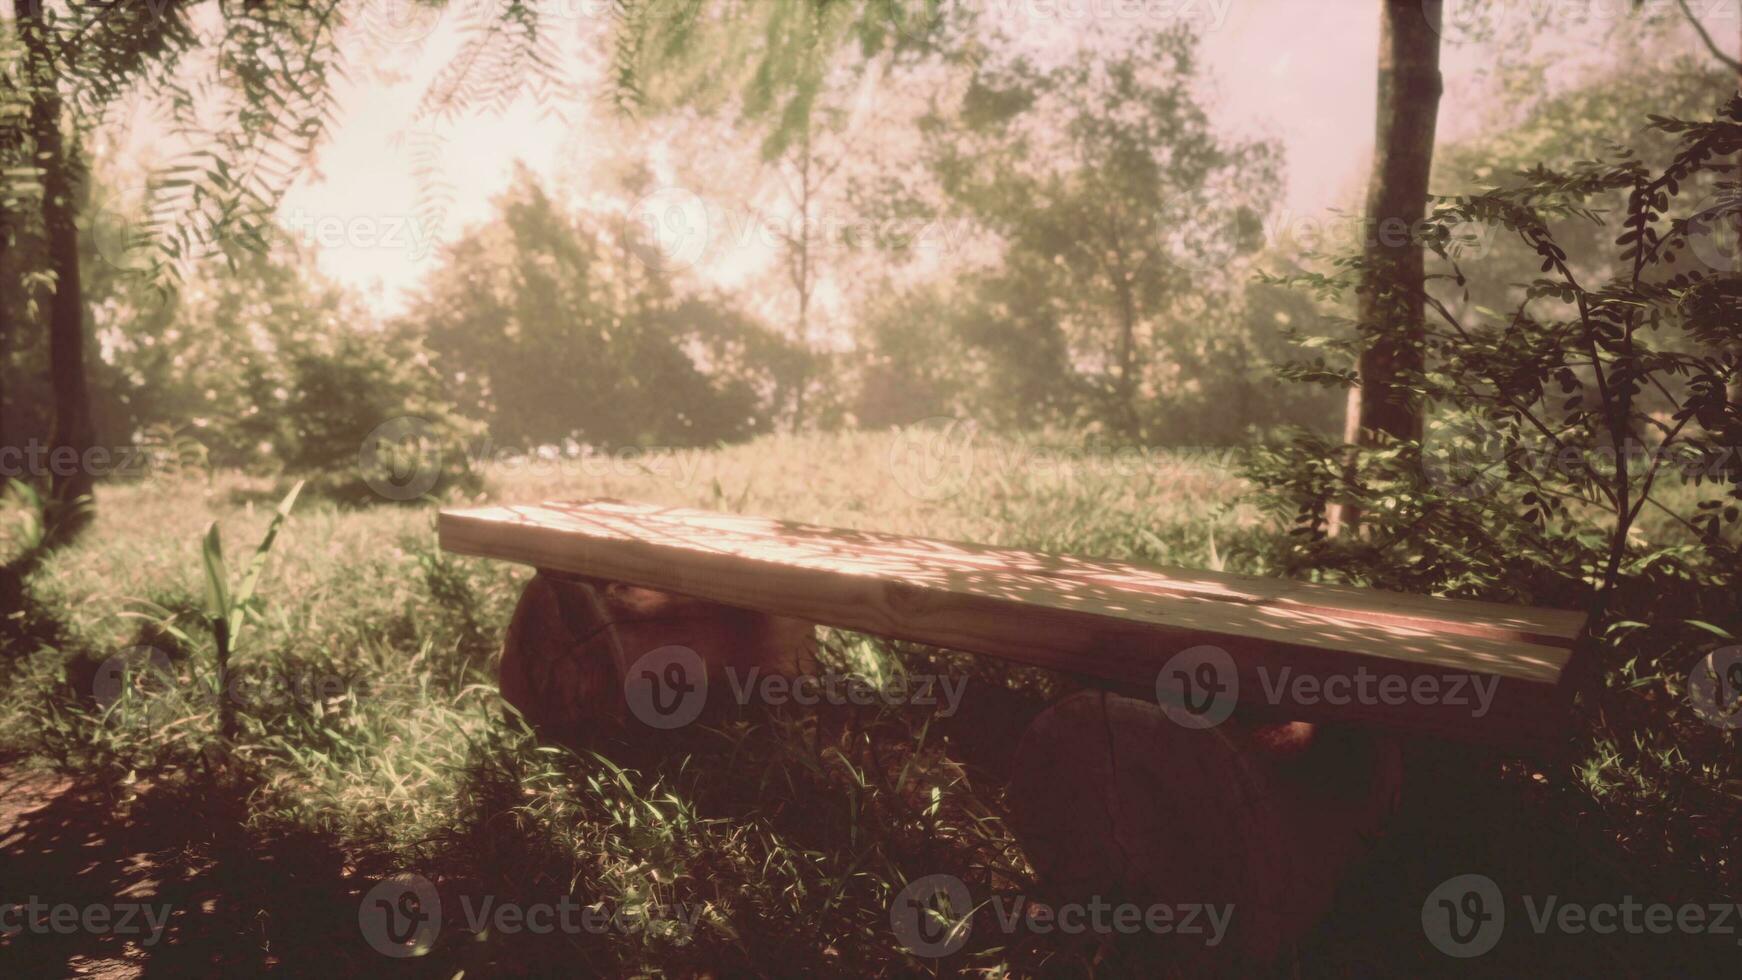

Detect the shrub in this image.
[273,326,485,505]
[1244,96,1742,888]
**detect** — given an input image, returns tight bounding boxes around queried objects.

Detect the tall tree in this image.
[781,118,826,432]
[0,19,28,467]
[6,0,203,539]
[765,54,870,432]
[916,27,1278,440]
[409,168,790,448]
[17,2,90,532]
[620,0,925,432]
[1331,0,1444,534]
[2,0,354,537]
[2,0,550,537]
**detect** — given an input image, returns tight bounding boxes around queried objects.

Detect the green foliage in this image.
[1431,50,1737,336]
[203,480,303,650]
[1,476,44,554]
[109,480,304,745]
[407,166,793,449]
[273,325,486,506]
[0,2,352,289]
[611,0,948,141]
[2,153,175,462]
[58,210,482,503]
[203,480,302,738]
[1244,98,1742,869]
[418,0,566,123]
[864,25,1303,442]
[1250,97,1741,593]
[847,283,978,427]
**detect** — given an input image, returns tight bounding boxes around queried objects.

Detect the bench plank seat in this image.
[439,499,1583,744]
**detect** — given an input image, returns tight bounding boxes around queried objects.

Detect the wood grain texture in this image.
[498,571,817,736]
[441,499,1583,744]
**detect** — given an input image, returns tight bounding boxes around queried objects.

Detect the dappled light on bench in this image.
[440,499,1581,743]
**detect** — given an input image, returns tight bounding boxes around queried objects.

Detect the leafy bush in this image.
[407,168,794,449]
[1245,96,1742,888]
[272,326,485,505]
[74,225,483,504]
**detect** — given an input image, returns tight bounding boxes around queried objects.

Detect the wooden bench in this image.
[439,498,1582,741]
[438,497,1587,962]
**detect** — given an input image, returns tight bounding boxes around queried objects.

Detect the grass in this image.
[0,430,1736,977]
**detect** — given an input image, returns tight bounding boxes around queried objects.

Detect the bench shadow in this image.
[1299,737,1740,979]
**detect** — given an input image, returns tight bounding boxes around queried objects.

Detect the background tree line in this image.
[2,1,1350,514]
[0,0,1734,532]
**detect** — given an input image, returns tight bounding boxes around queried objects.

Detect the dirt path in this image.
[0,765,153,978]
[0,761,375,978]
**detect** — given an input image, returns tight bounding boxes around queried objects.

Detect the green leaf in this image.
[201,521,230,622]
[231,480,304,646]
[1685,620,1735,640]
[233,480,303,610]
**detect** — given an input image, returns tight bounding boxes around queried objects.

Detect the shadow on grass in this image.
[0,772,417,978]
[1301,738,1741,979]
[6,654,1733,976]
[0,546,66,666]
[397,680,1089,976]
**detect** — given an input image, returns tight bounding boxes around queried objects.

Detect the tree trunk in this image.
[1329,0,1443,535]
[0,219,10,460]
[789,124,815,434]
[18,1,97,541]
[0,93,14,461]
[1731,18,1741,416]
[1115,276,1140,440]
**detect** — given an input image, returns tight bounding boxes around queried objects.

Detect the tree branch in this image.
[1673,0,1742,75]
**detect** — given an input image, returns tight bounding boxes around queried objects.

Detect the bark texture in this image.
[17,1,97,540]
[1331,0,1444,534]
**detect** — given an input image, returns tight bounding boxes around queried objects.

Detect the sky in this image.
[117,0,1736,316]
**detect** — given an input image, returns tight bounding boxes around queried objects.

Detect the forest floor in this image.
[0,430,1735,977]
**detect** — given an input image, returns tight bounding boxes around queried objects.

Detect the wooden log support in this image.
[441,499,1575,967]
[1006,692,1401,966]
[499,570,817,736]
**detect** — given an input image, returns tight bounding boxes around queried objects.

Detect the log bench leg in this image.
[499,570,817,736]
[1007,691,1401,967]
[497,574,1396,964]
